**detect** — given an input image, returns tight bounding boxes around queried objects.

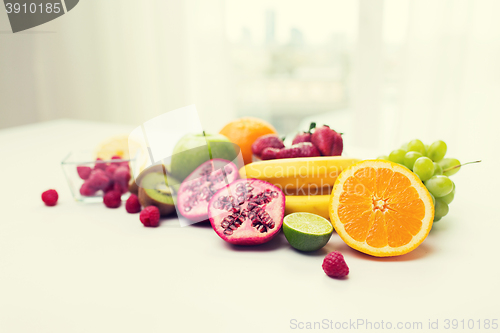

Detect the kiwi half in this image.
[129,179,139,195]
[138,171,176,216]
[129,164,168,195]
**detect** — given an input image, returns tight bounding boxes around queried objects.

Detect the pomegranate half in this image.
[177,158,239,221]
[208,179,285,245]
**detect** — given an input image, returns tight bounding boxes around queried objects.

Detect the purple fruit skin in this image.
[261,147,281,160]
[311,125,342,156]
[292,132,312,145]
[251,134,285,157]
[208,178,285,245]
[296,142,321,157]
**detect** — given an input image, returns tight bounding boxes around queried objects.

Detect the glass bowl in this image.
[61,151,134,203]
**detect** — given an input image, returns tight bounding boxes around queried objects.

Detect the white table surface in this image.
[1,119,498,333]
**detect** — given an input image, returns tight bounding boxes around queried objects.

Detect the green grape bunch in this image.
[378,139,480,222]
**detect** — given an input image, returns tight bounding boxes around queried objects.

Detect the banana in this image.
[285,194,331,220]
[240,156,360,195]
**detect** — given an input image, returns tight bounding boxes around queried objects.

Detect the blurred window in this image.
[225,0,359,133]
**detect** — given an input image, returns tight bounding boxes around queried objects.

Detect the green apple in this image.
[169,133,237,181]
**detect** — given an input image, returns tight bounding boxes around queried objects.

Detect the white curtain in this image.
[0,0,234,133]
[304,0,500,161]
[387,0,500,161]
[2,0,499,160]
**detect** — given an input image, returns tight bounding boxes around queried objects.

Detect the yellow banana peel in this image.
[285,194,331,220]
[240,156,360,195]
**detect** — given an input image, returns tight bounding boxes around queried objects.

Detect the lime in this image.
[283,212,333,252]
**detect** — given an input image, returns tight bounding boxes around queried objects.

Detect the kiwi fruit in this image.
[129,164,167,195]
[138,171,177,216]
[129,178,139,195]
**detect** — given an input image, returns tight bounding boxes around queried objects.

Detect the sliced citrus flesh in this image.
[329,160,434,257]
[283,212,333,252]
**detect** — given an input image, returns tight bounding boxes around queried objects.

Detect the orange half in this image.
[329,160,434,257]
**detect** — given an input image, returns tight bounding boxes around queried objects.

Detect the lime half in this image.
[283,212,333,252]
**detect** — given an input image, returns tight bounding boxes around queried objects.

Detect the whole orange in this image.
[219,117,277,164]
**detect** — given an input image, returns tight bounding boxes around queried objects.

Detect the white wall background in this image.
[0,0,499,159]
[0,0,234,133]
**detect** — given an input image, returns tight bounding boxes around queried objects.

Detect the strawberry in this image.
[296,142,320,157]
[261,147,281,160]
[251,134,285,157]
[311,125,343,156]
[331,132,343,156]
[275,143,320,159]
[292,122,316,145]
[277,146,302,159]
[292,133,311,145]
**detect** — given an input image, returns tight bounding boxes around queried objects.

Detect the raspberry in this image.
[80,182,97,196]
[113,181,128,194]
[322,251,349,278]
[77,166,92,180]
[94,158,107,171]
[105,164,118,179]
[87,169,110,190]
[103,180,115,193]
[111,155,129,167]
[140,206,160,227]
[103,190,122,208]
[41,189,58,206]
[125,194,141,213]
[113,166,131,184]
